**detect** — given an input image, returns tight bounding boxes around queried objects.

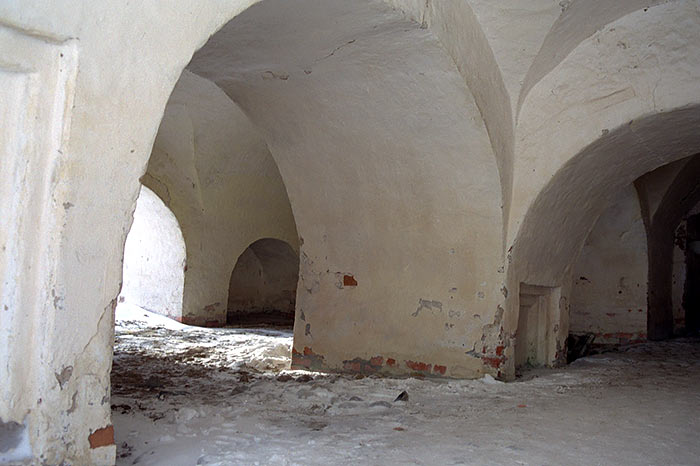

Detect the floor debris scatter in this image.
[113,303,700,465]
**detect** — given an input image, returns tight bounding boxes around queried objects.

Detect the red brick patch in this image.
[482,356,504,369]
[405,360,432,372]
[343,275,358,287]
[88,425,114,449]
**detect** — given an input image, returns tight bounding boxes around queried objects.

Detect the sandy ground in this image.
[112,303,700,466]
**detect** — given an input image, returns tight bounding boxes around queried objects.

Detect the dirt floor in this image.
[112,303,700,465]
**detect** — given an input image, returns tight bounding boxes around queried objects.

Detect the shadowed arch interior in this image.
[227,238,300,327]
[642,153,700,338]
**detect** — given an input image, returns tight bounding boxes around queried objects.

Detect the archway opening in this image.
[226,238,299,328]
[565,154,700,361]
[110,6,306,461]
[568,183,648,359]
[673,198,700,335]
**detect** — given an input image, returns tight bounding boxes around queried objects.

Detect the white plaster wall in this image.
[387,0,515,238]
[120,186,185,319]
[517,0,669,116]
[467,0,561,122]
[570,185,647,344]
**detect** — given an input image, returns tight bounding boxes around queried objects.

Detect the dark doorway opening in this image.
[684,214,700,334]
[227,238,299,328]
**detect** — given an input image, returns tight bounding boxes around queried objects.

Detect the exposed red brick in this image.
[482,356,504,369]
[343,275,358,287]
[386,358,396,367]
[517,404,527,408]
[292,347,325,371]
[405,360,431,372]
[342,356,384,374]
[433,364,447,375]
[495,345,505,356]
[88,425,114,449]
[343,360,362,372]
[369,356,384,366]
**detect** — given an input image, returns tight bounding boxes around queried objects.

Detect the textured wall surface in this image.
[570,185,647,344]
[120,187,186,319]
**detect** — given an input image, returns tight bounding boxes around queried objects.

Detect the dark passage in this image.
[684,214,700,334]
[227,238,299,328]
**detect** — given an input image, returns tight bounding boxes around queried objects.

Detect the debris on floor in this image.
[112,303,700,465]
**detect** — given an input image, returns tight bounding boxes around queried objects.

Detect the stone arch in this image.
[506,105,700,374]
[227,238,300,327]
[142,69,299,327]
[186,0,503,377]
[119,185,186,320]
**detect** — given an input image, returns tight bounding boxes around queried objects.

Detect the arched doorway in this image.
[564,153,700,361]
[568,183,648,355]
[227,238,299,327]
[509,106,700,374]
